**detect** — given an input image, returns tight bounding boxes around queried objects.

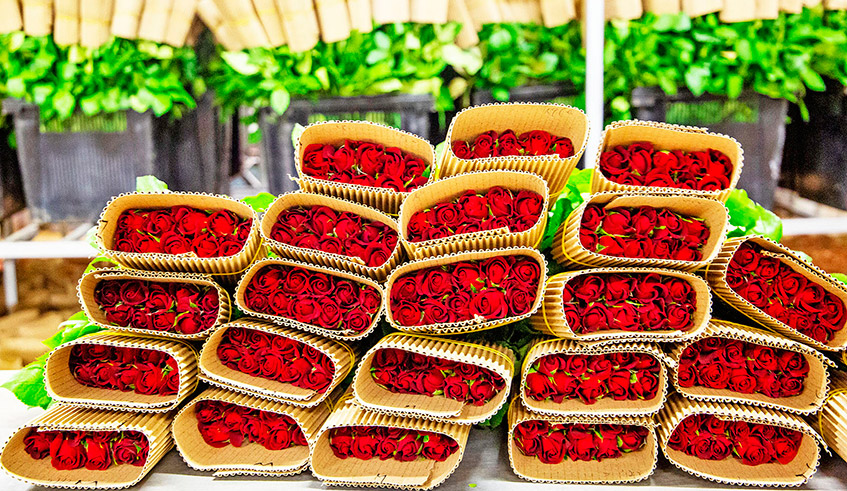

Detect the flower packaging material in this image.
[439,103,588,202]
[310,397,471,490]
[667,320,832,415]
[21,0,52,36]
[235,258,384,340]
[137,0,171,42]
[606,0,643,20]
[172,386,332,477]
[295,121,436,215]
[682,0,722,16]
[520,338,669,417]
[397,170,549,260]
[346,0,372,33]
[706,235,847,351]
[163,0,200,47]
[643,0,681,14]
[592,120,743,201]
[656,394,824,487]
[385,247,546,335]
[250,0,286,46]
[96,192,262,276]
[261,192,402,281]
[552,191,728,272]
[530,267,711,343]
[720,0,757,22]
[196,0,243,51]
[80,0,115,47]
[506,400,658,484]
[816,370,847,465]
[0,405,172,488]
[44,332,198,413]
[78,268,231,340]
[198,319,355,408]
[352,332,514,424]
[499,0,542,22]
[464,0,501,28]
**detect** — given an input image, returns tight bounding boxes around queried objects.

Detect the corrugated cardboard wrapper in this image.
[507,400,658,484]
[352,332,514,424]
[757,0,780,17]
[384,247,546,335]
[196,0,243,50]
[780,0,803,12]
[295,121,436,215]
[0,0,22,33]
[720,0,757,21]
[111,0,143,38]
[657,394,824,487]
[706,235,847,352]
[277,0,320,52]
[235,258,384,341]
[668,320,833,415]
[465,0,501,28]
[311,397,471,489]
[80,0,114,48]
[0,405,173,489]
[212,0,269,48]
[44,332,198,413]
[552,191,728,272]
[398,170,549,260]
[372,0,410,24]
[447,0,478,48]
[530,267,711,343]
[137,0,171,42]
[520,338,670,417]
[164,0,199,46]
[681,0,721,16]
[172,386,332,477]
[77,268,231,340]
[261,192,402,281]
[815,369,847,464]
[198,319,356,407]
[499,0,541,23]
[96,192,262,276]
[438,103,588,204]
[590,120,743,202]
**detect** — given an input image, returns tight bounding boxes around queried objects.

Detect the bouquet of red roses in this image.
[23,429,149,470]
[513,420,649,463]
[194,400,308,451]
[328,426,459,462]
[452,130,575,159]
[69,344,180,397]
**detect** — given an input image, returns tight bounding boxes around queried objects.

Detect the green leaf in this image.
[241,192,277,213]
[291,123,306,149]
[221,51,260,76]
[684,66,711,96]
[136,175,170,193]
[52,90,75,119]
[474,401,509,429]
[1,357,52,409]
[725,189,783,242]
[270,88,291,115]
[832,273,847,286]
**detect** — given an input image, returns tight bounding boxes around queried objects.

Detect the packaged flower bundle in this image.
[706,235,847,351]
[172,387,332,477]
[667,320,832,414]
[44,332,197,412]
[352,332,514,424]
[592,120,743,200]
[398,170,549,259]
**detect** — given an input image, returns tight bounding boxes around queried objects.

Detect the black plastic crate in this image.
[631,87,788,209]
[259,93,434,195]
[0,121,26,221]
[471,84,580,106]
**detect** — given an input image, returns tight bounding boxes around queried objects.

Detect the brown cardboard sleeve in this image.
[311,399,471,489]
[507,400,658,484]
[705,235,847,351]
[111,0,143,39]
[211,0,269,48]
[250,0,287,46]
[530,267,711,343]
[261,191,403,281]
[667,320,832,415]
[172,386,332,476]
[0,0,22,33]
[397,170,549,260]
[295,120,436,215]
[137,0,171,42]
[520,338,670,417]
[465,0,501,28]
[315,0,351,43]
[605,0,643,20]
[235,258,384,340]
[372,0,410,24]
[816,370,847,464]
[540,0,575,27]
[657,394,824,487]
[384,247,547,335]
[552,191,729,272]
[79,0,113,47]
[198,319,356,407]
[77,268,231,340]
[499,0,541,23]
[757,0,780,17]
[352,332,515,424]
[96,191,262,276]
[720,0,757,21]
[0,405,173,489]
[590,120,744,201]
[164,0,199,46]
[439,103,589,203]
[44,332,198,413]
[780,0,803,12]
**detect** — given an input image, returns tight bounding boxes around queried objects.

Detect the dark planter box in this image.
[0,121,26,222]
[631,87,788,209]
[258,93,434,195]
[471,84,580,106]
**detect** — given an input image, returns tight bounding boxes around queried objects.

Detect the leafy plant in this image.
[724,189,783,241]
[539,168,592,250]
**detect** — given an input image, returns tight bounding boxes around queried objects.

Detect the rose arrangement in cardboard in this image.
[195,400,308,451]
[329,426,459,462]
[70,344,179,396]
[23,429,149,470]
[599,142,733,191]
[513,421,648,463]
[302,140,429,192]
[452,130,575,159]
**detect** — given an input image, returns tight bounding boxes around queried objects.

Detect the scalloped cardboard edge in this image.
[506,399,658,484]
[171,386,332,476]
[519,338,671,417]
[260,191,404,281]
[590,119,744,202]
[294,120,436,215]
[44,331,198,413]
[95,191,262,276]
[0,405,173,489]
[438,102,589,201]
[77,268,231,341]
[552,191,729,272]
[705,235,847,352]
[656,394,825,487]
[529,266,712,343]
[397,170,550,260]
[666,319,832,415]
[234,257,385,341]
[816,370,847,463]
[351,332,515,425]
[310,395,471,490]
[383,247,547,335]
[198,319,356,408]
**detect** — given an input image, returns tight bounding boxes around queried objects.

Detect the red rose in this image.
[24,430,57,460]
[566,426,596,461]
[470,289,509,319]
[51,436,87,470]
[735,435,772,466]
[537,431,566,464]
[599,146,631,176]
[395,433,423,461]
[519,130,553,155]
[471,131,497,158]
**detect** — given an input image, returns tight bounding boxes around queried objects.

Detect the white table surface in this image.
[0,373,845,490]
